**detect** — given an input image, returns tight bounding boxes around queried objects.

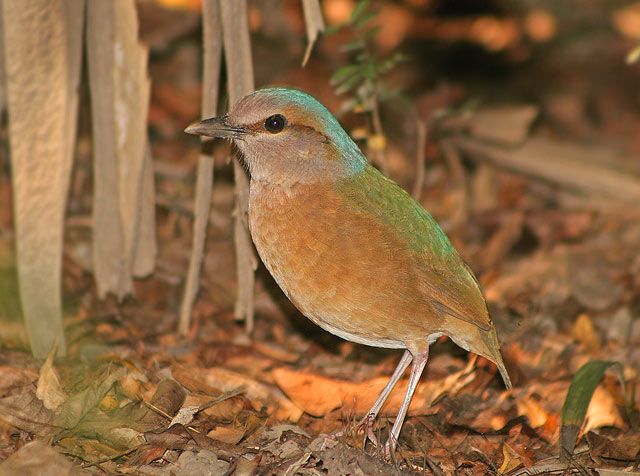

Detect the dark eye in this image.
[264,114,287,133]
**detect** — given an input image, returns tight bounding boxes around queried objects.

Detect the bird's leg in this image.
[364,350,413,422]
[352,350,413,446]
[384,347,429,459]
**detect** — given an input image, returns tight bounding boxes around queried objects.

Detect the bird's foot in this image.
[360,413,379,447]
[333,412,379,448]
[383,437,396,460]
[335,414,399,460]
[352,413,379,448]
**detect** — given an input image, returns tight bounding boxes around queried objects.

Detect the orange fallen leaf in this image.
[584,385,624,432]
[572,313,600,352]
[272,364,475,417]
[119,371,148,401]
[207,425,246,445]
[98,394,119,412]
[516,395,549,428]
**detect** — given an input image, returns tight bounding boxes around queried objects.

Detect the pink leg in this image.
[360,350,413,446]
[384,347,429,458]
[365,350,413,420]
[336,350,413,445]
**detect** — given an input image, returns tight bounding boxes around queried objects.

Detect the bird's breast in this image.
[247,179,439,349]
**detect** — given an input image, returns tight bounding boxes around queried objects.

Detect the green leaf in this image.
[377,52,407,73]
[353,10,379,31]
[559,360,625,462]
[335,72,364,95]
[330,64,361,85]
[340,39,365,53]
[349,0,370,25]
[362,62,376,81]
[361,26,381,42]
[323,23,345,36]
[355,51,369,63]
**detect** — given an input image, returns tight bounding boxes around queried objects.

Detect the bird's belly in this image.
[248,183,437,349]
[250,222,406,348]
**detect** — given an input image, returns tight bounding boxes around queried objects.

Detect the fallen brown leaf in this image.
[207,425,245,445]
[272,364,475,417]
[0,440,79,476]
[498,442,524,474]
[35,344,67,411]
[515,395,549,428]
[572,313,601,353]
[173,365,302,421]
[584,385,624,433]
[587,430,640,465]
[0,383,58,437]
[182,393,243,421]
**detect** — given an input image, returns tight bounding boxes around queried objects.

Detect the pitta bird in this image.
[186,88,511,456]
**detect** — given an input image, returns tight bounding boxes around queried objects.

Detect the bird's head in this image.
[185,88,367,185]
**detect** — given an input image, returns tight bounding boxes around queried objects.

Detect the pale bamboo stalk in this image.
[178,0,223,336]
[219,0,257,333]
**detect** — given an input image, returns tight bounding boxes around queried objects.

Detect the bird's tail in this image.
[449,322,512,389]
[483,325,512,389]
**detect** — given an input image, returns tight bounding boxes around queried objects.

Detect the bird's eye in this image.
[264,114,287,134]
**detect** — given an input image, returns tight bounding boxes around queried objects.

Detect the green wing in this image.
[335,165,491,331]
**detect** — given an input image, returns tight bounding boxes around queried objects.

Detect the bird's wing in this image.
[336,165,492,331]
[418,262,491,331]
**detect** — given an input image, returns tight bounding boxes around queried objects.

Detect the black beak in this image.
[184,115,247,139]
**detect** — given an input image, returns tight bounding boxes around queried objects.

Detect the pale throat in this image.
[240,145,366,187]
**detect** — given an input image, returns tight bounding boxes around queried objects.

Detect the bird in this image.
[185,88,512,457]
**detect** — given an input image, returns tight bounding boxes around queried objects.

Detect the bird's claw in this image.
[383,436,396,460]
[360,413,379,447]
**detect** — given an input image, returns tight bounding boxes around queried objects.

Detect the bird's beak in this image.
[184,115,247,139]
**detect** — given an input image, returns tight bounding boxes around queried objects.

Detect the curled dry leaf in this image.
[35,344,68,411]
[169,405,199,428]
[301,0,324,66]
[498,442,524,474]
